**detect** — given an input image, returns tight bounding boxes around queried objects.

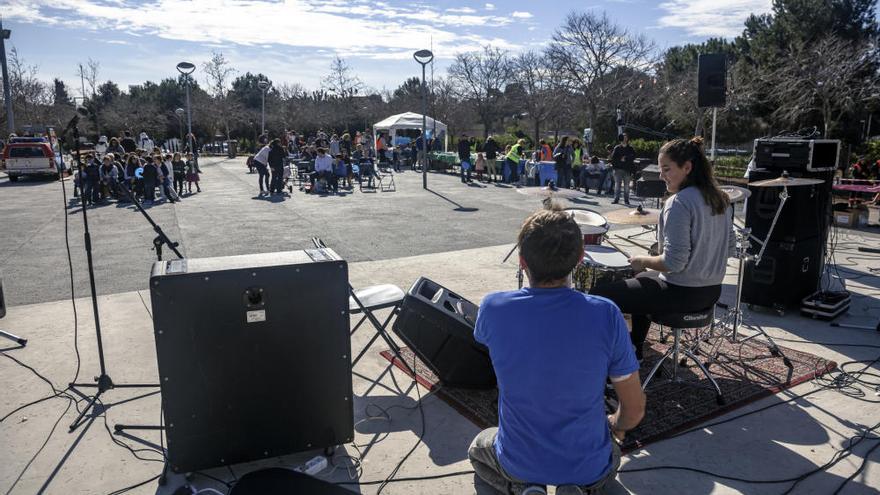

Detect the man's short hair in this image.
[517,204,583,284]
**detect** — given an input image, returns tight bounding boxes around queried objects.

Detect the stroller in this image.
[282,164,293,193]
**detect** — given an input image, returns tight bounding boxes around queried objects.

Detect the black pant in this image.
[269,167,284,193]
[174,175,185,195]
[255,163,270,191]
[590,271,721,358]
[143,179,156,201]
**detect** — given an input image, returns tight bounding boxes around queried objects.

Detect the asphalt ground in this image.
[1,157,631,306]
[3,157,878,306]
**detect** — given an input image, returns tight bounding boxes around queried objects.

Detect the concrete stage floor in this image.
[1,158,879,494]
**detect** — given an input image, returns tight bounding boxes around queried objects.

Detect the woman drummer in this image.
[591,137,735,360]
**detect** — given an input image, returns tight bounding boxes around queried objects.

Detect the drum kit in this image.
[504,172,826,367]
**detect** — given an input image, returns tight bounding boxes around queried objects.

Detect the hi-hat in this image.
[750,174,825,188]
[720,185,752,203]
[605,206,661,225]
[516,186,584,199]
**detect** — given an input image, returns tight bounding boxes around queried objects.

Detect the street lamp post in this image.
[258,80,271,136]
[175,107,185,150]
[413,49,434,190]
[0,20,13,134]
[176,61,196,162]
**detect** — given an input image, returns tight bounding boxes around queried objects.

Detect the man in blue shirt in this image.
[469,206,645,495]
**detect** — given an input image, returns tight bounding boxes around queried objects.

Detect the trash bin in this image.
[226,140,238,159]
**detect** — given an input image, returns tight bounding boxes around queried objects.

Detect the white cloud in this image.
[447,6,476,13]
[3,0,516,59]
[657,0,772,38]
[511,11,533,18]
[484,3,495,10]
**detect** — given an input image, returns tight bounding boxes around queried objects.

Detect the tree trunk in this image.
[534,120,540,149]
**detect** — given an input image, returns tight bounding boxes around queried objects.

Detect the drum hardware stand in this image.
[713,226,793,368]
[502,243,524,289]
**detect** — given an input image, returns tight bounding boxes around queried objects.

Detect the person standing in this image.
[611,134,636,205]
[142,156,160,205]
[484,136,500,183]
[268,138,286,195]
[253,142,271,194]
[329,134,341,157]
[172,152,187,196]
[458,134,473,183]
[185,152,201,193]
[505,139,526,184]
[553,136,574,188]
[120,131,137,154]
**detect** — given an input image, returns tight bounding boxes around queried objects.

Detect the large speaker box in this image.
[745,169,833,242]
[698,53,727,108]
[392,277,496,389]
[150,249,354,473]
[742,238,822,308]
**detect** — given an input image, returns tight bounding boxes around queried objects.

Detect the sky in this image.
[2,0,776,96]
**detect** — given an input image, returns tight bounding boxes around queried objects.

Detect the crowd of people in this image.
[245,129,422,196]
[72,130,202,206]
[453,133,639,206]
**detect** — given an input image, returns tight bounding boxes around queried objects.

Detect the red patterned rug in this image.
[380,326,836,452]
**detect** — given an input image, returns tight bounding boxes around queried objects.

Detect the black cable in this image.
[104,474,161,495]
[334,470,476,486]
[2,396,74,495]
[831,439,880,495]
[58,163,82,384]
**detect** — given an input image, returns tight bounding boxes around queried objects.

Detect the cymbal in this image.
[605,206,661,225]
[720,185,752,203]
[564,209,608,235]
[750,176,825,188]
[516,186,584,199]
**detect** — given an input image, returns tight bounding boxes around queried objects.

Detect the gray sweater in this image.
[657,186,735,287]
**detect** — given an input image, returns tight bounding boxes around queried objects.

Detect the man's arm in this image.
[609,373,645,441]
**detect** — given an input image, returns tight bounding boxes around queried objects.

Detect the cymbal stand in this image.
[714,226,793,368]
[502,243,524,289]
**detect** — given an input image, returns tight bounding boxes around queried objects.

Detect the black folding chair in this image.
[311,238,413,375]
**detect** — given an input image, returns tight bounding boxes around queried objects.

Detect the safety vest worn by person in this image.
[507,143,523,162]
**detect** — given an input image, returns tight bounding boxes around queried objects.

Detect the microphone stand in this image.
[66,124,166,432]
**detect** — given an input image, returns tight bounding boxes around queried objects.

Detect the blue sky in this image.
[4,0,773,95]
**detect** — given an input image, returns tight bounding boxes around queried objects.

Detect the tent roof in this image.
[373,112,447,133]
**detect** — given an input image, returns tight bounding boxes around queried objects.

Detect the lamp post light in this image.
[413,49,433,190]
[176,61,196,161]
[258,79,271,136]
[174,107,185,150]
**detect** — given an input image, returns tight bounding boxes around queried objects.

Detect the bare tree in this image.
[6,47,51,127]
[448,45,511,137]
[759,36,879,138]
[510,50,555,144]
[202,51,239,139]
[322,56,364,99]
[547,11,655,134]
[78,57,100,99]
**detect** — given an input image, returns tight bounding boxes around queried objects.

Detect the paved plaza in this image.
[1,158,879,494]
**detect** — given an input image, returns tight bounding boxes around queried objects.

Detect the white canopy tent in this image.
[373,112,448,152]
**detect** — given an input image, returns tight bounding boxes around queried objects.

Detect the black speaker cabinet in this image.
[392,277,496,389]
[150,249,353,473]
[742,237,822,309]
[698,53,727,108]
[745,169,833,243]
[0,277,5,319]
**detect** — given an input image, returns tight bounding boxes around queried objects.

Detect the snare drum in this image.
[565,209,609,245]
[573,245,633,292]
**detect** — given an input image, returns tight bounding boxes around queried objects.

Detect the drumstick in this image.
[604,238,631,259]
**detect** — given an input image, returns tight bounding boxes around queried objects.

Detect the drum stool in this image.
[642,306,725,405]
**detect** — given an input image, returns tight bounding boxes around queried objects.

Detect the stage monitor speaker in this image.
[698,53,727,108]
[392,277,496,389]
[753,139,839,172]
[745,169,833,243]
[635,179,667,199]
[150,249,354,474]
[742,237,822,309]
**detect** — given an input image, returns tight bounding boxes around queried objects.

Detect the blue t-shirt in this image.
[475,287,639,486]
